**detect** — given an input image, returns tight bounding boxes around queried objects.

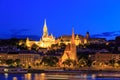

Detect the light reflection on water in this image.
[0,72,120,80]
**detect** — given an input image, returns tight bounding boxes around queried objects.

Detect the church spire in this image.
[44,19,47,27]
[43,19,48,37]
[71,27,75,44]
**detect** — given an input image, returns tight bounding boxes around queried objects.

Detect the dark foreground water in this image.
[0,72,120,80]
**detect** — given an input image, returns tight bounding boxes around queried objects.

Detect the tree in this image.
[109,59,115,67]
[40,56,59,67]
[78,58,87,67]
[14,59,20,67]
[31,44,39,51]
[17,40,28,50]
[40,56,49,66]
[6,59,14,66]
[50,56,59,66]
[35,62,40,67]
[62,59,73,68]
[59,43,66,49]
[87,59,92,67]
[51,44,59,49]
[0,59,6,64]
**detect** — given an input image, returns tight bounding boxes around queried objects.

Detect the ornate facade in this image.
[26,19,55,48]
[56,32,90,46]
[26,19,106,49]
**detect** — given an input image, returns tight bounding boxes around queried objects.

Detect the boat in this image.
[0,66,28,73]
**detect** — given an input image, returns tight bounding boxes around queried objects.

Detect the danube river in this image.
[0,72,120,80]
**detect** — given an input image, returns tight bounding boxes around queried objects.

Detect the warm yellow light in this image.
[4,73,8,79]
[13,77,17,80]
[4,68,8,72]
[40,73,46,80]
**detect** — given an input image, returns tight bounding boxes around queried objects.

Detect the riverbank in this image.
[28,69,120,74]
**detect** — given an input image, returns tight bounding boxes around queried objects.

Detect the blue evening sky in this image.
[0,0,120,40]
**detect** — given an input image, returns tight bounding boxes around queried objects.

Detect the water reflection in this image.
[13,77,17,80]
[25,73,31,80]
[40,73,45,80]
[4,73,8,79]
[91,74,96,79]
[1,72,120,80]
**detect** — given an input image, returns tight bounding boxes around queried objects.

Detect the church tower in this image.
[86,31,90,39]
[26,19,55,48]
[84,31,90,44]
[70,28,77,61]
[26,37,32,49]
[71,28,75,44]
[60,28,77,67]
[43,19,48,37]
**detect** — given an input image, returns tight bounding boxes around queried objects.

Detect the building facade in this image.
[0,51,40,68]
[59,28,78,67]
[26,19,55,48]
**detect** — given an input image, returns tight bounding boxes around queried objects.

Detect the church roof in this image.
[64,44,71,51]
[57,34,84,40]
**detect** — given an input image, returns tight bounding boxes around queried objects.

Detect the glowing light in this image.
[4,73,8,79]
[13,77,17,80]
[40,73,46,80]
[26,20,55,48]
[4,68,8,72]
[92,74,96,79]
[25,73,31,80]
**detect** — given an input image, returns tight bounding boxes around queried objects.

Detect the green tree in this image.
[87,59,92,67]
[40,56,49,66]
[17,40,28,50]
[62,59,73,68]
[78,58,87,67]
[59,43,66,49]
[109,59,115,67]
[40,56,59,67]
[14,59,20,67]
[6,59,14,66]
[31,44,39,51]
[0,59,6,64]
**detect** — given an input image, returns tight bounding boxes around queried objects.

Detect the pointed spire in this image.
[26,37,29,41]
[43,19,47,30]
[43,19,48,37]
[76,34,79,39]
[71,27,75,44]
[44,19,47,27]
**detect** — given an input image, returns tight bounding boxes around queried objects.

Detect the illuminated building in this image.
[0,51,40,68]
[57,31,107,46]
[89,51,120,69]
[57,32,90,46]
[26,19,55,48]
[59,28,78,67]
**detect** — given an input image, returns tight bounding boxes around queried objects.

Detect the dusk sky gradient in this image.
[0,0,120,40]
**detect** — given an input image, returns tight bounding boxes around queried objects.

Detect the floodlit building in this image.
[56,32,90,46]
[26,19,55,48]
[59,28,78,67]
[0,51,40,68]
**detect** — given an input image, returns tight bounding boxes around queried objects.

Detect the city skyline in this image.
[0,0,120,40]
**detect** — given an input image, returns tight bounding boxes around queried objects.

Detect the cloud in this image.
[0,29,40,40]
[91,31,120,40]
[102,32,116,36]
[9,29,29,37]
[13,35,40,40]
[0,33,11,39]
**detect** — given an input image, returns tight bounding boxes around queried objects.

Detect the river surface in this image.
[0,72,120,80]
